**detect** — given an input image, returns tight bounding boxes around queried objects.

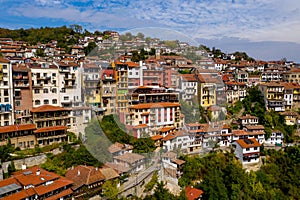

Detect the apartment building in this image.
[31,105,70,147]
[225,81,247,104]
[259,82,285,112]
[282,68,300,83]
[126,86,183,137]
[114,61,129,113]
[178,74,198,105]
[0,58,14,126]
[29,62,60,108]
[101,69,117,115]
[0,124,36,149]
[57,60,82,108]
[82,63,101,108]
[12,64,32,124]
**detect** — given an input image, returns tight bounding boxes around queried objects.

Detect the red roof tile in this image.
[186,186,204,200]
[236,138,261,148]
[33,126,67,133]
[0,124,36,134]
[31,105,67,113]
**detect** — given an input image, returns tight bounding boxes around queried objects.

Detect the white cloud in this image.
[4,0,300,43]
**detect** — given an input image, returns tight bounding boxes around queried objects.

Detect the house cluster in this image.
[0,32,300,198]
[0,162,125,199]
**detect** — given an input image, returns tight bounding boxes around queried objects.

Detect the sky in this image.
[1,0,300,61]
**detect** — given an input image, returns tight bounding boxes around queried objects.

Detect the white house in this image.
[265,130,284,146]
[162,130,195,152]
[234,138,261,165]
[161,151,185,184]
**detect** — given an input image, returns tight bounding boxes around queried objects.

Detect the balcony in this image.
[14,83,29,88]
[37,76,51,80]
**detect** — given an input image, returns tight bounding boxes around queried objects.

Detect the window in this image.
[52,99,57,104]
[43,88,48,93]
[16,101,20,106]
[35,100,40,105]
[52,88,57,93]
[64,96,69,100]
[34,89,40,94]
[4,89,8,96]
[52,73,56,77]
[4,97,9,102]
[254,147,258,150]
[44,99,49,104]
[3,81,8,86]
[246,148,250,151]
[2,65,7,69]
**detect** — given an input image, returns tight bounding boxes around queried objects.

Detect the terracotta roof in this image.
[108,142,133,154]
[0,177,20,188]
[113,152,144,164]
[1,189,31,200]
[133,124,148,129]
[0,57,10,63]
[163,130,189,141]
[245,125,265,130]
[31,105,67,113]
[34,177,73,196]
[281,111,298,116]
[141,112,150,116]
[236,138,261,148]
[186,186,204,200]
[65,165,105,190]
[232,130,248,136]
[158,126,175,132]
[129,102,180,109]
[222,124,230,129]
[13,166,60,186]
[181,74,197,82]
[44,188,73,200]
[0,124,36,134]
[238,114,258,120]
[171,158,185,165]
[151,135,163,141]
[34,126,67,133]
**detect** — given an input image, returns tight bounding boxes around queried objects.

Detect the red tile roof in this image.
[0,57,10,63]
[236,138,261,149]
[44,188,73,200]
[13,166,59,186]
[33,126,67,133]
[65,165,105,190]
[129,102,180,109]
[186,186,204,200]
[31,105,67,113]
[151,135,163,141]
[34,177,73,196]
[0,124,36,134]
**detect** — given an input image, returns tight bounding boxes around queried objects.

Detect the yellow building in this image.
[259,82,285,112]
[197,74,218,108]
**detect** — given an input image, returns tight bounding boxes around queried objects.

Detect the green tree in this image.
[102,180,119,199]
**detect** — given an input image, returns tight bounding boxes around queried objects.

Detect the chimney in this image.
[36,169,40,176]
[77,170,80,176]
[21,164,27,170]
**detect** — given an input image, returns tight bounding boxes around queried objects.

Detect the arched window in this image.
[35,100,40,105]
[52,99,57,104]
[44,99,49,104]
